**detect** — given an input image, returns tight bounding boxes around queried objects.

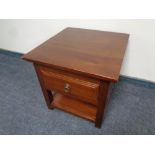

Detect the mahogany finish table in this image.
[22,27,129,128]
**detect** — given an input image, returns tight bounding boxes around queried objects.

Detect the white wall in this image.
[0,19,155,82]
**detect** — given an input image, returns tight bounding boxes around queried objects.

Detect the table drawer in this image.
[39,66,99,105]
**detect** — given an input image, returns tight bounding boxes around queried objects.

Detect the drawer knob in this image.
[64,83,70,93]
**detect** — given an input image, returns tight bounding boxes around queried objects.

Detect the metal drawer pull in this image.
[64,83,70,93]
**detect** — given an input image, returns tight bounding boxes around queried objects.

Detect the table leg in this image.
[95,81,111,128]
[34,64,54,109]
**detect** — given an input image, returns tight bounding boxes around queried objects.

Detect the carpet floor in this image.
[0,53,155,135]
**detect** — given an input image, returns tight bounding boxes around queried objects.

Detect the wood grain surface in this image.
[22,27,129,82]
[39,66,99,105]
[53,93,97,122]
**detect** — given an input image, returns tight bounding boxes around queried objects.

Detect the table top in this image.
[23,27,129,82]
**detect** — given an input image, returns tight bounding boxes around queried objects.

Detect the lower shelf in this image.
[52,93,97,122]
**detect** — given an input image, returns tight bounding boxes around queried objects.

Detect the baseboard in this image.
[0,48,23,58]
[119,75,155,89]
[0,48,155,89]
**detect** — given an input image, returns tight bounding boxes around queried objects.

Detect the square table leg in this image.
[95,81,111,128]
[34,64,54,109]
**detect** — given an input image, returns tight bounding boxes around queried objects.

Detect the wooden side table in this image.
[22,27,129,128]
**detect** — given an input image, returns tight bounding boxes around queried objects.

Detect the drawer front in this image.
[39,66,99,105]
